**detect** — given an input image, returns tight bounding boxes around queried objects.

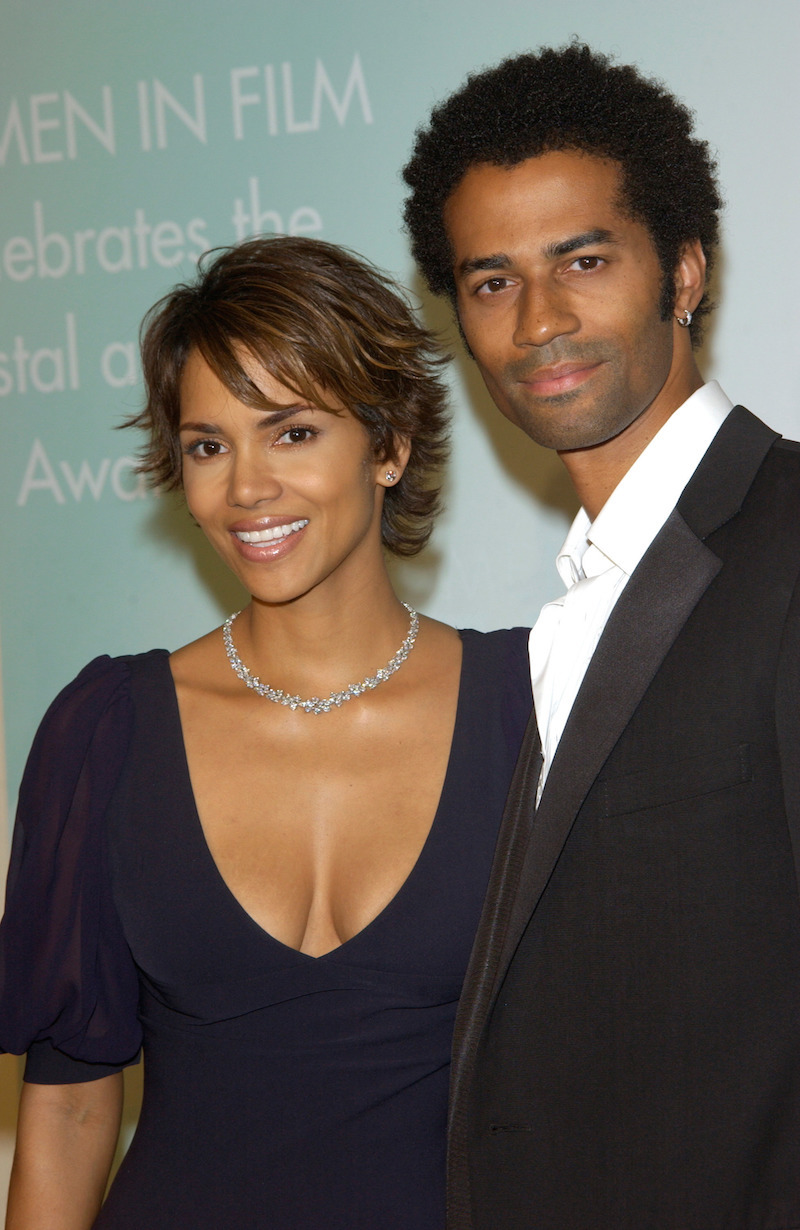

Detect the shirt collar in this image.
[556,381,733,587]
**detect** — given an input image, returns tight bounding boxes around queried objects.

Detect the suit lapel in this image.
[471,406,779,1014]
[497,408,779,975]
[499,511,721,966]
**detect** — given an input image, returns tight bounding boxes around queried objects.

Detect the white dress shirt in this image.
[530,381,734,800]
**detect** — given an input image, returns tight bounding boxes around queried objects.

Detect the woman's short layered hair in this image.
[131,236,450,557]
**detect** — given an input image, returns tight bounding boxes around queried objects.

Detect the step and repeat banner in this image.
[2,0,799,822]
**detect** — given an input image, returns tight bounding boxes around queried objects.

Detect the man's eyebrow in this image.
[456,253,512,278]
[544,229,618,259]
[178,407,302,434]
[457,229,622,279]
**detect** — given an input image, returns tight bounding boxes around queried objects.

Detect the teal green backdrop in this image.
[2,0,799,820]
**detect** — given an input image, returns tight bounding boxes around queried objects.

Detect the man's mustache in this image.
[504,344,610,382]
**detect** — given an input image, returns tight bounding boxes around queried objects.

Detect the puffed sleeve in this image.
[0,655,141,1080]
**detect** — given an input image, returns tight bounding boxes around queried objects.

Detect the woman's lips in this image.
[228,518,309,560]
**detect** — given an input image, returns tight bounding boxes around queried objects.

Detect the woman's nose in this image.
[227,449,283,508]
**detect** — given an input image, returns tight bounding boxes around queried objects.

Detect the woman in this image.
[0,237,531,1228]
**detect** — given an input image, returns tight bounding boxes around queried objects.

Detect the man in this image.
[403,43,800,1228]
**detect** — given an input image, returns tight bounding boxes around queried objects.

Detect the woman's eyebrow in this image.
[179,406,306,434]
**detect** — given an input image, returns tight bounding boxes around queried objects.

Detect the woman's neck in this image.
[230,569,412,700]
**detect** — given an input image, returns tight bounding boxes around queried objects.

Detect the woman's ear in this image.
[376,435,411,487]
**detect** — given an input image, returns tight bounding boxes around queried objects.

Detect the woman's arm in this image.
[6,1073,123,1230]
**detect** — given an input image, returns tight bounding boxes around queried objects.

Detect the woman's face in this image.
[178,349,395,607]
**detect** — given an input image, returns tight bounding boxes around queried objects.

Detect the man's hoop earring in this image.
[676,308,693,328]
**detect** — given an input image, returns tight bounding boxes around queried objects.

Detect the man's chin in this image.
[493,399,596,451]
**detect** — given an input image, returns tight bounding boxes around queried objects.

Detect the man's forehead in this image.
[444,152,637,264]
[446,151,623,220]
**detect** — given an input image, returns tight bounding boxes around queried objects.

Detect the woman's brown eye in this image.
[279,426,316,445]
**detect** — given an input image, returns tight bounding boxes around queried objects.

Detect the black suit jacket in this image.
[448,408,800,1228]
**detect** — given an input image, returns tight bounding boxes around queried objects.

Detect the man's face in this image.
[444,151,683,454]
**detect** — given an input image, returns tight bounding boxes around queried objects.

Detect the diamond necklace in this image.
[222,602,419,715]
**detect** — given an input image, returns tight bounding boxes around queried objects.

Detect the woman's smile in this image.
[229,517,310,562]
[232,519,309,544]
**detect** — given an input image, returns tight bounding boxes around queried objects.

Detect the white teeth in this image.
[235,519,308,544]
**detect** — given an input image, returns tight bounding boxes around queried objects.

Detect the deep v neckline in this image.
[160,635,468,961]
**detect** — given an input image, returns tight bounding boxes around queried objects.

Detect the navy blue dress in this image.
[0,629,531,1228]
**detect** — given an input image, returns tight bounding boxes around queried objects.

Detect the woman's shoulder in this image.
[417,619,531,655]
[459,625,532,642]
[36,650,169,741]
[409,619,530,694]
[457,625,532,703]
[449,628,532,760]
[59,648,169,691]
[21,651,171,803]
[459,625,532,660]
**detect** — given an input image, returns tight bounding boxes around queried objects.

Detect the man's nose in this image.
[512,281,580,347]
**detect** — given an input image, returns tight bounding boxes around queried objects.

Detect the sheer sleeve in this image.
[0,656,141,1077]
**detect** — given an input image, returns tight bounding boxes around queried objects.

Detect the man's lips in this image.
[517,361,602,396]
